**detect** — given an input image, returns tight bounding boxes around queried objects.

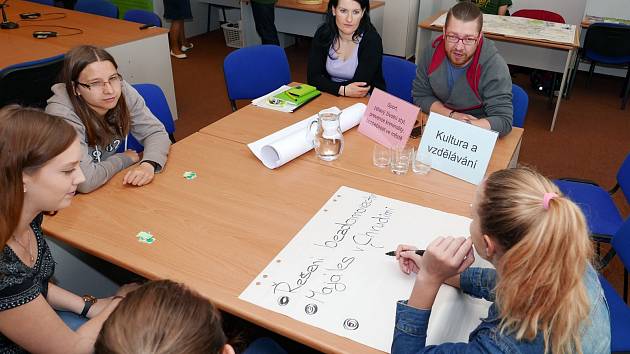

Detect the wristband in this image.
[80,294,97,317]
[448,110,455,118]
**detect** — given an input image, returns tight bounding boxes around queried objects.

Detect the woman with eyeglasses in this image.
[46,45,171,193]
[307,0,385,98]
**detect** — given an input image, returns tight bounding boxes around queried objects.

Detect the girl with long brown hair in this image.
[392,167,610,353]
[0,106,136,353]
[46,45,171,193]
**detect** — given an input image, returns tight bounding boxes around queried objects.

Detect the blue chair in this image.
[600,275,630,352]
[381,55,416,103]
[0,54,65,108]
[569,23,630,109]
[511,84,529,128]
[555,152,630,243]
[75,0,118,18]
[123,9,161,27]
[598,217,630,352]
[118,84,175,153]
[223,45,291,111]
[26,0,55,5]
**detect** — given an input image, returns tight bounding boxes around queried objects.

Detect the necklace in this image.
[12,229,35,264]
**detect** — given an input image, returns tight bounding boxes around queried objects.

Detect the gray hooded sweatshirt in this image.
[413,35,513,136]
[46,81,171,193]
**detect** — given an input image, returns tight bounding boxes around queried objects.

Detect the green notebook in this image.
[273,84,321,107]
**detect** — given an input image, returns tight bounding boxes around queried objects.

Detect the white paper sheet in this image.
[248,103,367,169]
[240,186,493,352]
[251,85,298,113]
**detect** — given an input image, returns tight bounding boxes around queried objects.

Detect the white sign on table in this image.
[418,113,498,185]
[240,186,492,352]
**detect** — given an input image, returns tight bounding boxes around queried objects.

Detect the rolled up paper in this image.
[248,103,367,169]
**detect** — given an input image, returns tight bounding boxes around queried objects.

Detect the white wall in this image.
[585,0,630,18]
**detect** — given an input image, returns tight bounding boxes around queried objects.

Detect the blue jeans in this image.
[56,310,87,331]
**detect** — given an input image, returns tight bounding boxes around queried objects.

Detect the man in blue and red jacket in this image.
[413,2,513,137]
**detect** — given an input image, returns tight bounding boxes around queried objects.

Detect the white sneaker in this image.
[170,50,187,59]
[181,43,194,52]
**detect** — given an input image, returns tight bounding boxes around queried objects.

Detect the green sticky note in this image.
[136,231,156,244]
[183,171,197,180]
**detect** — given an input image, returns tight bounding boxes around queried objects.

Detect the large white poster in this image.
[240,187,492,352]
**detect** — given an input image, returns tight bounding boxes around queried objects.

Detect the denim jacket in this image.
[392,265,610,354]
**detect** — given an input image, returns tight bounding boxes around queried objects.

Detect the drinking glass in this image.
[372,143,391,168]
[390,146,412,175]
[412,148,432,175]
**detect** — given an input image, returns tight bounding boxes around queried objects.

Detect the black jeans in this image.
[251,2,279,45]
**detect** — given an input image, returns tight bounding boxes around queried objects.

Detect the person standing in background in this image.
[251,0,280,45]
[464,0,511,15]
[163,0,195,59]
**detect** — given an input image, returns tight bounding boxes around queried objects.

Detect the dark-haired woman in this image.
[307,0,385,98]
[46,45,171,193]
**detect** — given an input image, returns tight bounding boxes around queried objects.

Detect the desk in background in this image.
[0,0,178,119]
[582,14,630,27]
[238,0,384,47]
[199,88,523,204]
[417,12,580,132]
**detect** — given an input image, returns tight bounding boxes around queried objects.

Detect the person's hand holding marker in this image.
[392,244,422,275]
[397,237,475,309]
[393,237,475,280]
[416,236,475,283]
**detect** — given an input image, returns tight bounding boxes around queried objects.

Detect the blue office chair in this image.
[511,84,529,128]
[599,217,630,352]
[75,0,118,18]
[381,55,416,103]
[600,275,630,352]
[555,152,630,245]
[26,0,55,5]
[123,9,161,27]
[118,83,175,153]
[223,45,291,111]
[569,23,630,109]
[0,54,65,108]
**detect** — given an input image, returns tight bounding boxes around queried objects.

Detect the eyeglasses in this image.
[445,34,479,46]
[76,73,122,90]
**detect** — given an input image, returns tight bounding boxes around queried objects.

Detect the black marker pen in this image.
[385,250,425,256]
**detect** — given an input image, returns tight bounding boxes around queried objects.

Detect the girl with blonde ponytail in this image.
[391,167,611,354]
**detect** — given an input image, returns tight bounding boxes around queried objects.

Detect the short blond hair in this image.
[446,2,483,32]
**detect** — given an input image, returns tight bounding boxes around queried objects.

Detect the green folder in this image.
[273,84,321,107]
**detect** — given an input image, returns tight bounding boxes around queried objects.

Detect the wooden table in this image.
[44,132,472,354]
[199,90,523,203]
[0,0,178,118]
[417,11,580,132]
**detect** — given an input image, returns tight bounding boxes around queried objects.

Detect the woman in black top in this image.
[307,0,386,98]
[0,106,133,353]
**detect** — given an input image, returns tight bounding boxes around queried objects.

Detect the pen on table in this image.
[385,250,425,256]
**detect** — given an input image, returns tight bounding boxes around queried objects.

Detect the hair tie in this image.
[543,192,558,210]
